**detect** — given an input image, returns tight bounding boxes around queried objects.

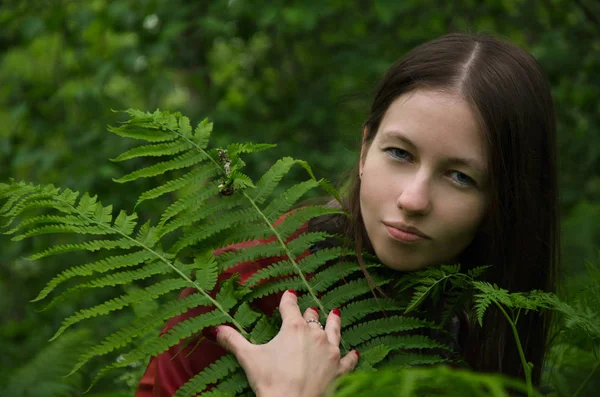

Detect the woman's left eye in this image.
[449,171,476,187]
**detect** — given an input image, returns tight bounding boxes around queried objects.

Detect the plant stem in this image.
[494,302,534,397]
[573,361,599,397]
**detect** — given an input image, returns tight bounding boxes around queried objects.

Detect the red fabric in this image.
[135,219,309,397]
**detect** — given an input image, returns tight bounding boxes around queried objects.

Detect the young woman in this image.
[136,32,559,397]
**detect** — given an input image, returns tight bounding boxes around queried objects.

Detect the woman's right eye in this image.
[385,148,412,161]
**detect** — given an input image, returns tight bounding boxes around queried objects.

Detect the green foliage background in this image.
[1,0,598,395]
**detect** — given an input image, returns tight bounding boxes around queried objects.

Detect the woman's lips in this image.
[384,223,430,243]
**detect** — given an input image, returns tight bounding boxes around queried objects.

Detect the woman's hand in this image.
[214,290,359,397]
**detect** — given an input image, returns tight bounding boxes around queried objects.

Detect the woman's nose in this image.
[396,174,432,215]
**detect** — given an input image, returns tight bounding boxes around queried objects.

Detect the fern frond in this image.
[244,247,349,289]
[158,182,222,228]
[355,344,392,369]
[343,316,438,346]
[263,179,320,222]
[32,250,154,302]
[69,292,212,375]
[51,278,191,341]
[473,281,510,326]
[358,334,450,353]
[159,193,245,238]
[28,238,139,260]
[341,298,404,328]
[385,352,448,367]
[317,276,391,309]
[172,355,240,397]
[135,164,221,208]
[233,303,261,329]
[89,309,231,385]
[251,157,310,205]
[41,261,167,311]
[249,316,278,344]
[114,151,209,183]
[110,140,193,162]
[170,208,263,255]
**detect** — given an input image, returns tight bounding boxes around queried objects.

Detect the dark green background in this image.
[1,1,598,395]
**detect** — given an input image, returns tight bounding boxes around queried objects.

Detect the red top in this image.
[135,220,309,397]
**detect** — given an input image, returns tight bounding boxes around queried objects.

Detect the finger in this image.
[324,308,342,346]
[214,325,254,359]
[337,350,360,376]
[302,306,320,322]
[279,289,302,322]
[303,306,322,329]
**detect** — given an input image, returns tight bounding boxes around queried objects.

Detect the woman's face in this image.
[359,89,489,271]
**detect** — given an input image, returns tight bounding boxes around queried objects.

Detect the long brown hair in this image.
[340,33,559,384]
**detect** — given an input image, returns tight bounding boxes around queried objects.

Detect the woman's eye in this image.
[386,148,412,161]
[449,171,476,187]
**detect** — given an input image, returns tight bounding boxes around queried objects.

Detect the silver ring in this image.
[306,319,324,329]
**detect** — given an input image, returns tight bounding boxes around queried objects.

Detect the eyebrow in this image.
[380,129,487,174]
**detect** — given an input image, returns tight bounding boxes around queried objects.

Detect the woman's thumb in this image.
[213,325,253,358]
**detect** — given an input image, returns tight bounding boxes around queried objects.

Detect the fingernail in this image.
[204,326,220,342]
[310,306,319,314]
[355,350,360,359]
[332,308,341,318]
[287,289,297,296]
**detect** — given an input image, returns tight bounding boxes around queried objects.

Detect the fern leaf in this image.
[12,224,115,241]
[244,247,347,289]
[285,231,333,256]
[160,193,244,238]
[355,344,392,370]
[3,214,90,235]
[70,292,212,375]
[343,316,437,346]
[473,281,510,326]
[32,250,154,302]
[385,352,447,367]
[170,208,262,255]
[51,278,190,341]
[317,276,391,309]
[249,316,278,344]
[28,237,139,260]
[135,164,221,208]
[210,371,249,395]
[217,241,286,273]
[226,142,276,157]
[41,261,167,311]
[173,355,240,397]
[358,334,450,353]
[159,183,221,227]
[89,309,231,385]
[251,157,304,205]
[306,260,365,292]
[191,255,220,291]
[233,303,261,328]
[341,298,404,328]
[114,151,209,183]
[263,180,320,222]
[110,140,193,162]
[190,118,213,148]
[273,205,346,240]
[112,210,139,235]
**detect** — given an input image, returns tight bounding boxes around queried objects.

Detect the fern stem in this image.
[494,302,534,397]
[573,361,599,397]
[61,199,249,338]
[241,190,350,351]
